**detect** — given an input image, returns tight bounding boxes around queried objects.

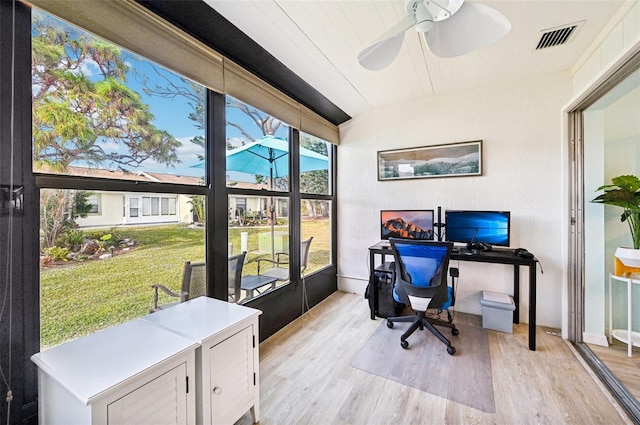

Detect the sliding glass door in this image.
[571,52,640,420]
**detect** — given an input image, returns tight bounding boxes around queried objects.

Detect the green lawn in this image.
[40,220,330,348]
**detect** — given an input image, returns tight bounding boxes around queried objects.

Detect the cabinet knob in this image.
[213,386,222,395]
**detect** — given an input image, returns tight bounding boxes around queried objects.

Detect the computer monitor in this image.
[380,210,434,240]
[444,210,510,247]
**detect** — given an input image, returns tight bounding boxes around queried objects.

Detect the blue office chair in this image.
[387,238,458,355]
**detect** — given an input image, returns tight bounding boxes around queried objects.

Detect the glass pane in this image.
[32,11,206,184]
[299,133,331,195]
[229,195,290,303]
[130,197,139,217]
[225,96,290,192]
[39,189,206,348]
[582,65,640,401]
[161,198,169,215]
[151,197,160,215]
[142,197,151,216]
[302,200,332,273]
[87,195,100,214]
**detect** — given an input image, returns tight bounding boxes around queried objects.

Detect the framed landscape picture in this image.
[377,140,483,181]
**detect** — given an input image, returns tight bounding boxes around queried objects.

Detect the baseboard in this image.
[582,331,609,347]
[337,275,367,295]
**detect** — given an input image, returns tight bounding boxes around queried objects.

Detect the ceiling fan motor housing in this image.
[407,0,465,31]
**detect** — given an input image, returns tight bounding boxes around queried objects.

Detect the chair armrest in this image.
[274,252,290,265]
[257,258,276,274]
[151,284,181,298]
[151,284,181,310]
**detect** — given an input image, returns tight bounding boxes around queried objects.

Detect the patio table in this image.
[241,274,279,299]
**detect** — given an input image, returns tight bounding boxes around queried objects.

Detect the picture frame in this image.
[377,140,483,181]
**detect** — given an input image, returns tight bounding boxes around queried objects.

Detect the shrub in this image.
[45,246,72,261]
[56,229,85,250]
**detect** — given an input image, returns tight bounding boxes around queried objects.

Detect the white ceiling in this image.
[203,0,627,120]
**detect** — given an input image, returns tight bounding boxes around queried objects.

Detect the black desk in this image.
[368,242,539,351]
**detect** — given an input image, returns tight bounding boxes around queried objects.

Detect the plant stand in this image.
[608,273,640,357]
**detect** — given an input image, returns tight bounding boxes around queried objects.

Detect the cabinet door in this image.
[209,326,254,424]
[107,362,188,424]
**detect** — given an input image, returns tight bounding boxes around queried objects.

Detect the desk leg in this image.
[370,252,376,320]
[513,265,520,324]
[529,262,537,351]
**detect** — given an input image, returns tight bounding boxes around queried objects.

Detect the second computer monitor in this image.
[445,210,510,247]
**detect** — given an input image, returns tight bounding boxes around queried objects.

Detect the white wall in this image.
[337,72,572,329]
[571,1,640,98]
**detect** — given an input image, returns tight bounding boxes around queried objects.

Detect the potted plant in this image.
[592,174,640,272]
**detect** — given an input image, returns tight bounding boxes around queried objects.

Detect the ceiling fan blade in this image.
[358,14,416,71]
[423,2,511,58]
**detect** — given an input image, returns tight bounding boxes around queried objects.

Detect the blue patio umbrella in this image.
[190,135,328,184]
[225,135,328,182]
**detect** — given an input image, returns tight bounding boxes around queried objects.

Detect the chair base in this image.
[387,310,458,355]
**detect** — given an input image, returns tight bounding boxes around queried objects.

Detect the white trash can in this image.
[480,291,516,333]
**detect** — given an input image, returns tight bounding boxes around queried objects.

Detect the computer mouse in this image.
[515,248,534,259]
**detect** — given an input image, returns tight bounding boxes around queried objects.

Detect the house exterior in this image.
[46,167,200,227]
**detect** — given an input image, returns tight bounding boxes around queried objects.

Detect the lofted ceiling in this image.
[202,0,627,121]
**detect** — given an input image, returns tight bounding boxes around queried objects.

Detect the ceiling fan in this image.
[357,0,511,71]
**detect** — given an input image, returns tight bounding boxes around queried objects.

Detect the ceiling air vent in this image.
[535,21,583,50]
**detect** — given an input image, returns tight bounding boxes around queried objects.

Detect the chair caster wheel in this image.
[387,320,394,329]
[452,328,459,336]
[400,340,409,349]
[447,346,456,355]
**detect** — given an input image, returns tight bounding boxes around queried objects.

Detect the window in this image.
[34,11,208,348]
[226,97,293,301]
[87,194,100,214]
[300,133,331,196]
[31,10,206,185]
[130,198,140,218]
[300,132,334,273]
[226,97,291,192]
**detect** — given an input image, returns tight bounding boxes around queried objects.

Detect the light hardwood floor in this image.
[237,291,632,424]
[588,339,640,402]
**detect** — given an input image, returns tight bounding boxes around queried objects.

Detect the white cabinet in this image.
[31,319,198,425]
[142,296,262,425]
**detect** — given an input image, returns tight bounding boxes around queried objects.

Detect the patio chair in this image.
[257,237,313,312]
[257,237,313,282]
[150,261,206,312]
[228,251,247,303]
[150,252,246,312]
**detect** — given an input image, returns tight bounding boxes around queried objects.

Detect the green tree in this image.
[31,12,180,170]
